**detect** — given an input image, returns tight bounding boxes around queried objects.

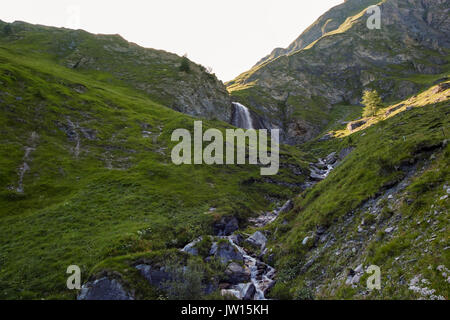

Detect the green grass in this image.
[265,84,450,299]
[0,36,307,299]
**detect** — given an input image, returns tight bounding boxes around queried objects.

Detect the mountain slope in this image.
[0,20,233,121]
[228,0,450,144]
[254,0,380,67]
[0,27,308,299]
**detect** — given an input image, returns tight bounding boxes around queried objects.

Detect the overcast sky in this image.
[1,0,343,81]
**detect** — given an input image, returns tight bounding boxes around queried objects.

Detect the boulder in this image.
[225,262,251,284]
[77,277,134,300]
[213,216,239,236]
[385,104,404,116]
[210,241,244,264]
[325,152,337,165]
[277,200,293,215]
[136,264,171,288]
[245,231,267,250]
[347,120,367,132]
[229,233,243,246]
[181,237,202,255]
[241,283,256,300]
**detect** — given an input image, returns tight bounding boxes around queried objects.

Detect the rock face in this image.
[228,0,450,144]
[254,0,381,67]
[77,277,134,300]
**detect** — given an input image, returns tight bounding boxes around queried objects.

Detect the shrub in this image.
[179,56,191,73]
[162,259,205,300]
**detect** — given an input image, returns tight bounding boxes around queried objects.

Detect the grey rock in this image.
[229,234,243,246]
[302,236,310,246]
[241,283,256,300]
[210,241,244,264]
[246,231,267,250]
[354,264,364,274]
[225,262,251,284]
[77,277,134,300]
[385,227,394,233]
[325,152,337,164]
[136,264,171,288]
[277,200,294,215]
[181,237,202,255]
[347,120,367,132]
[213,216,239,236]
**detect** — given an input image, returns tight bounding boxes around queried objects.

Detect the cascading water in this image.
[232,102,254,129]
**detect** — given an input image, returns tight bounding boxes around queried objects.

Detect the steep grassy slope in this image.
[0,37,308,299]
[263,82,450,299]
[228,0,450,144]
[0,20,232,121]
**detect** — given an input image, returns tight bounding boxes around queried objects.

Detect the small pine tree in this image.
[179,55,191,73]
[362,89,383,117]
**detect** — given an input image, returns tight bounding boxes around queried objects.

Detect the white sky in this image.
[1,0,343,81]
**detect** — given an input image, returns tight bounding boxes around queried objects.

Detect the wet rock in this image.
[136,264,171,288]
[246,231,267,250]
[225,262,251,284]
[78,277,134,300]
[229,234,243,246]
[213,216,239,236]
[210,241,244,264]
[325,152,337,165]
[241,283,256,300]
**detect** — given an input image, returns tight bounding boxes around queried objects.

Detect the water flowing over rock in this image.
[231,102,254,129]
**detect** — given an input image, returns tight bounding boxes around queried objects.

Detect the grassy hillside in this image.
[0,37,308,299]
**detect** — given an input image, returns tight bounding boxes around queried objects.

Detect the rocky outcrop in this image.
[228,0,450,144]
[135,264,171,288]
[77,277,134,300]
[254,0,380,66]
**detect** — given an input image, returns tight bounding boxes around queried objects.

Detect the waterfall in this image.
[232,102,254,129]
